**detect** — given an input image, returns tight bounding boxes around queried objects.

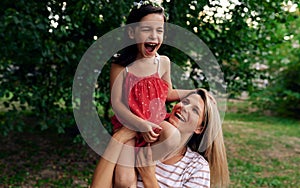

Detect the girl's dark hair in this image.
[127,4,166,25]
[114,4,166,67]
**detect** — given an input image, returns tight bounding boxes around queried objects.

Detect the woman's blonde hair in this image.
[187,89,230,188]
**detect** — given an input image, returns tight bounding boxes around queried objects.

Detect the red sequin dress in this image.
[111,54,169,147]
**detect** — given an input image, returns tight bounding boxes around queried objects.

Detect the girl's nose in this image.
[149,30,157,39]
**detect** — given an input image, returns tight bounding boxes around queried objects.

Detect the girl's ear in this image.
[127,27,135,39]
[194,126,204,134]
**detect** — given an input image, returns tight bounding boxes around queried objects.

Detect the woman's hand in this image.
[91,127,136,188]
[197,88,217,104]
[136,144,159,188]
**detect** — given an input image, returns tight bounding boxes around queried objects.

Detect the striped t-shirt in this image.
[137,147,210,188]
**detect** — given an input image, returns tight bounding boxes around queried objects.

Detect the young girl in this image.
[110,2,195,187]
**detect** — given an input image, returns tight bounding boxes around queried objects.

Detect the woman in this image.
[91,89,229,188]
[136,89,229,188]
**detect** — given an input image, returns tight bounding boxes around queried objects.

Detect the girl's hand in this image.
[141,122,162,143]
[197,88,217,104]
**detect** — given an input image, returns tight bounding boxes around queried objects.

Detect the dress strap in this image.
[155,53,161,73]
[123,66,129,77]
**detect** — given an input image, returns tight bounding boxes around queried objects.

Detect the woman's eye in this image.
[192,107,199,114]
[182,100,188,105]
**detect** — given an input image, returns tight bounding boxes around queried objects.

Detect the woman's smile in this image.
[168,94,204,132]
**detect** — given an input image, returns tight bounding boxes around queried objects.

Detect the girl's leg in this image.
[151,121,181,160]
[114,138,137,188]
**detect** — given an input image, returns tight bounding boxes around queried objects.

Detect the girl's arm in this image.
[91,127,136,188]
[110,63,161,142]
[160,56,195,102]
[168,88,196,102]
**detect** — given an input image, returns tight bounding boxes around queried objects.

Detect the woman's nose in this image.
[181,105,188,113]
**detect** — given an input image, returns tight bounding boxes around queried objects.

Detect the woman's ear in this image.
[127,27,135,39]
[194,126,204,134]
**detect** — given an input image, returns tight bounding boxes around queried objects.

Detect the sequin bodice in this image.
[124,71,168,125]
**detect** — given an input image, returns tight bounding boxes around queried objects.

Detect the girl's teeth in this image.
[145,43,157,52]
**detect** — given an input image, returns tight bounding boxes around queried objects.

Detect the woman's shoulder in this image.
[184,148,210,187]
[186,147,209,167]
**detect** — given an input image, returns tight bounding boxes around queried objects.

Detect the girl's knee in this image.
[114,165,137,188]
[163,127,181,149]
[160,123,181,147]
[151,124,181,160]
[114,170,137,188]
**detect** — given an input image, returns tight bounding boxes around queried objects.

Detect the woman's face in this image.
[168,94,205,134]
[128,13,164,58]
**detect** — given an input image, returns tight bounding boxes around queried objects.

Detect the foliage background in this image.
[0,0,299,135]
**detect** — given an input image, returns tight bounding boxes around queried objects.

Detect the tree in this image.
[252,7,300,119]
[0,0,298,135]
[162,0,296,97]
[0,0,134,135]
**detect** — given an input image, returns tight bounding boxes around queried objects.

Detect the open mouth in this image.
[144,43,158,52]
[175,112,186,122]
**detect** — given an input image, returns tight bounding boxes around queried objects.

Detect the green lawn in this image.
[224,100,300,187]
[0,100,299,187]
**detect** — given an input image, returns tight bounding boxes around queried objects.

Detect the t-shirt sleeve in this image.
[183,164,210,188]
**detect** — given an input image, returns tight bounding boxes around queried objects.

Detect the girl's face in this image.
[128,13,164,58]
[168,94,205,134]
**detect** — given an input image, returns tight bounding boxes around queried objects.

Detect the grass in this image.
[224,100,300,187]
[0,128,97,187]
[0,100,299,187]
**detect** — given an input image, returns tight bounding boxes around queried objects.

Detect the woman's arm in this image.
[136,144,160,188]
[110,63,161,142]
[183,166,210,188]
[91,127,136,188]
